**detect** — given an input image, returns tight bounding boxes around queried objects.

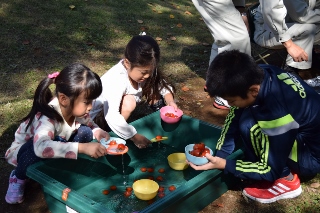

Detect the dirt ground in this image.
[1,51,320,212]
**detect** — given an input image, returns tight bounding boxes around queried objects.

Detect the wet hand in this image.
[94,129,110,142]
[187,154,226,170]
[79,142,107,159]
[130,134,151,149]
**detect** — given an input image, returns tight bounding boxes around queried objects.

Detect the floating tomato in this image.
[158,186,165,192]
[110,185,117,191]
[124,190,131,197]
[147,168,154,173]
[158,168,165,173]
[158,192,165,198]
[102,189,109,195]
[156,176,164,182]
[126,187,133,192]
[155,135,162,140]
[140,167,147,172]
[148,176,154,180]
[169,185,176,191]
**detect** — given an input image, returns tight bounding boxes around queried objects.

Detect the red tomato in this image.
[117,144,125,151]
[192,148,201,157]
[124,191,131,197]
[147,199,155,205]
[126,187,133,192]
[169,185,176,191]
[158,192,165,198]
[193,144,201,150]
[202,148,211,154]
[198,142,205,151]
[156,176,164,182]
[148,176,154,180]
[102,189,109,195]
[158,186,165,192]
[140,167,147,172]
[109,140,117,145]
[110,185,117,191]
[147,168,154,173]
[155,135,162,140]
[158,168,165,173]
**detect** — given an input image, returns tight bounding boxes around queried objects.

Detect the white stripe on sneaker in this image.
[277,183,291,190]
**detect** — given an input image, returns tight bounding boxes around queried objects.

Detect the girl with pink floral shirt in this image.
[4,63,110,204]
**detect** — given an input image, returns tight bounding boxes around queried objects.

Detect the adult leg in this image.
[192,0,251,64]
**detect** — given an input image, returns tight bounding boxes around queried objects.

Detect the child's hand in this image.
[78,142,107,158]
[187,154,226,170]
[94,128,110,142]
[168,101,178,111]
[130,134,151,149]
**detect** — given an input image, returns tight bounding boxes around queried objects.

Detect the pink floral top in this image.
[5,97,100,166]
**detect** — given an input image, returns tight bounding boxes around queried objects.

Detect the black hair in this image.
[205,50,264,99]
[21,63,102,131]
[124,35,175,104]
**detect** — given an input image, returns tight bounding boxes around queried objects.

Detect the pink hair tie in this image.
[48,72,59,79]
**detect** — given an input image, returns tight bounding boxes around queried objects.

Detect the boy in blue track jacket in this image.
[188,50,320,203]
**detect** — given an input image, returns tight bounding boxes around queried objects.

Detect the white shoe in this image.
[213,97,230,110]
[305,76,320,87]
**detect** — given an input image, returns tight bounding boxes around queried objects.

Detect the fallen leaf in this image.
[169,14,175,19]
[137,20,144,24]
[178,95,187,101]
[22,40,30,45]
[215,203,224,208]
[69,5,75,10]
[155,37,162,41]
[170,36,176,41]
[157,11,163,14]
[152,8,157,12]
[185,11,192,15]
[181,86,190,92]
[177,23,182,28]
[310,182,320,188]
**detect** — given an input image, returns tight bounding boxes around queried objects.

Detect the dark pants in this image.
[15,125,93,180]
[239,108,319,178]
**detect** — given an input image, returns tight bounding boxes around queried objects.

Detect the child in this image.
[4,63,110,204]
[90,35,178,149]
[188,50,320,203]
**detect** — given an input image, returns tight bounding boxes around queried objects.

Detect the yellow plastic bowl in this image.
[133,179,159,200]
[167,153,189,170]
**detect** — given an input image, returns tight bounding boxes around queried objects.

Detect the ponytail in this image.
[21,76,63,131]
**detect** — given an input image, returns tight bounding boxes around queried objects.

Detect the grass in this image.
[0,0,319,212]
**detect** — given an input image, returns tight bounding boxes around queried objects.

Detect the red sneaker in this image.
[243,174,302,203]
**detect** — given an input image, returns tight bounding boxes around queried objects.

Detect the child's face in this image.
[72,91,93,118]
[128,65,153,83]
[222,85,260,108]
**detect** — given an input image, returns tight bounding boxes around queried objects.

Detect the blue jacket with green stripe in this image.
[216,64,320,181]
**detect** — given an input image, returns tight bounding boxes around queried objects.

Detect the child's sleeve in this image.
[159,85,173,97]
[33,116,78,159]
[215,107,243,158]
